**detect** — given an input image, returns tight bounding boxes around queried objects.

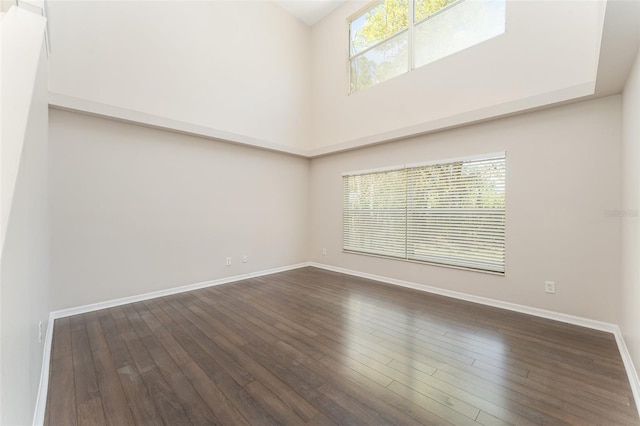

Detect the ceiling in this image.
[274,0,346,25]
[40,0,640,157]
[595,0,640,96]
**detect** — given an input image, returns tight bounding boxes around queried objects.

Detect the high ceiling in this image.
[272,0,640,99]
[40,0,640,155]
[272,0,640,101]
[274,0,346,25]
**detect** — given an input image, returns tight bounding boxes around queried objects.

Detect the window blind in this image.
[343,168,407,259]
[343,154,506,274]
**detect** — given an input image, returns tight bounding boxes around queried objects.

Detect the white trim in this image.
[36,262,309,422]
[405,151,505,169]
[49,83,596,160]
[308,262,618,332]
[341,249,505,276]
[308,82,596,158]
[342,151,506,176]
[50,262,311,319]
[613,326,640,417]
[308,262,640,418]
[32,316,54,426]
[34,262,309,424]
[48,93,308,158]
[342,164,405,177]
[35,261,640,421]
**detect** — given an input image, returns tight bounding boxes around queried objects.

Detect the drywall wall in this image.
[1,5,45,240]
[621,49,640,378]
[309,95,622,323]
[47,1,311,151]
[0,7,50,425]
[310,0,605,152]
[49,109,310,311]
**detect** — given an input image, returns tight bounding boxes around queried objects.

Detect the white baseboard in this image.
[35,262,312,425]
[32,316,54,426]
[36,261,640,421]
[309,262,640,417]
[309,262,617,332]
[613,326,640,417]
[50,262,312,320]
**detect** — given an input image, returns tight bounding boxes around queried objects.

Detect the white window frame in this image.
[348,0,411,93]
[348,0,466,92]
[342,152,506,274]
[348,0,505,93]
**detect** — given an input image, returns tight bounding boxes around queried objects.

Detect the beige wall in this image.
[51,95,626,324]
[0,7,50,425]
[49,110,310,311]
[6,2,636,422]
[310,0,604,151]
[621,49,640,377]
[310,95,622,323]
[47,1,311,150]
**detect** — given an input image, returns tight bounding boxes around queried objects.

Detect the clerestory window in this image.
[349,0,506,92]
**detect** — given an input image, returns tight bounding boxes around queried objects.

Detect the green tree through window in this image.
[349,0,505,92]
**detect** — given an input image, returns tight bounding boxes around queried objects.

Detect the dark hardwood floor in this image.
[44,267,639,425]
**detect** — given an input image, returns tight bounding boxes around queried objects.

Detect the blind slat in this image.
[343,154,505,274]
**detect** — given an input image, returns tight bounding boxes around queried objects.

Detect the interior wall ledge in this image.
[49,81,597,160]
[308,81,598,157]
[47,92,309,158]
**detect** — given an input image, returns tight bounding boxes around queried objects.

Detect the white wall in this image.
[1,6,45,239]
[621,49,640,379]
[310,0,605,152]
[49,109,310,311]
[47,1,311,151]
[0,7,50,425]
[310,95,622,323]
[0,1,16,14]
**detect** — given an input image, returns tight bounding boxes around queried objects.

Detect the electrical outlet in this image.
[545,281,555,294]
[38,321,43,343]
[242,255,248,263]
[225,257,231,266]
[322,248,327,255]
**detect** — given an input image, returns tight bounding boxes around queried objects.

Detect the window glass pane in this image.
[414,0,459,23]
[350,31,409,92]
[350,0,409,56]
[414,0,505,68]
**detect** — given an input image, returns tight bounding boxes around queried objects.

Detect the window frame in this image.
[348,0,503,93]
[342,152,507,275]
[347,0,413,94]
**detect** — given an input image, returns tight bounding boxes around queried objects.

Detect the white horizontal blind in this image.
[406,156,505,273]
[343,154,506,274]
[343,169,407,259]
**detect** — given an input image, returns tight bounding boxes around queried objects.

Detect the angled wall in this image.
[621,48,640,381]
[0,7,50,425]
[2,1,637,422]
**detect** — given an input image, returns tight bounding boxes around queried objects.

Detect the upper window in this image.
[349,0,506,93]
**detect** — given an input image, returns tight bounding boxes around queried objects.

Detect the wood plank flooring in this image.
[44,267,640,425]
